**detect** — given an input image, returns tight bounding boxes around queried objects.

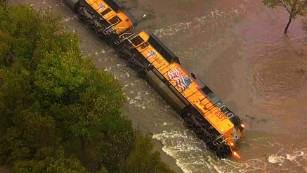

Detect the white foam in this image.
[268,155,285,164]
[153,130,188,140]
[62,16,75,22]
[128,99,136,105]
[286,153,297,162]
[153,5,247,38]
[104,67,111,71]
[286,150,305,162]
[162,122,173,126]
[153,129,307,173]
[153,130,200,173]
[135,95,141,100]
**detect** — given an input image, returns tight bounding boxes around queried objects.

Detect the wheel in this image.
[216,143,231,158]
[137,69,147,79]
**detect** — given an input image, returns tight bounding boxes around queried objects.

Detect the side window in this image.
[100,8,111,16]
[109,16,122,25]
[140,42,149,49]
[201,86,214,98]
[130,36,144,47]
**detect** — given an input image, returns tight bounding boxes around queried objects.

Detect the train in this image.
[63,0,245,158]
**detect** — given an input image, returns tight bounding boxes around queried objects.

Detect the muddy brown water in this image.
[10,0,307,172]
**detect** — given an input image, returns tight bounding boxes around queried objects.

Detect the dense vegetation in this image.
[0,5,173,173]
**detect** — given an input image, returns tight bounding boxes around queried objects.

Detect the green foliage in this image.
[12,148,88,173]
[263,0,307,18]
[98,114,135,171]
[120,135,174,173]
[0,0,8,9]
[0,5,173,173]
[263,0,307,33]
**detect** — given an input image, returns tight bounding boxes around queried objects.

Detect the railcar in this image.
[64,0,137,44]
[116,31,244,158]
[63,0,244,158]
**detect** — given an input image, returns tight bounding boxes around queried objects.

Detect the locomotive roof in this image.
[104,0,137,27]
[104,0,120,12]
[147,31,180,64]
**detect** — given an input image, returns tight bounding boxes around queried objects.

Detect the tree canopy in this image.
[263,0,307,33]
[0,4,173,173]
[0,0,8,9]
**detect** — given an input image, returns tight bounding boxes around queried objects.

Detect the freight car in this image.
[63,0,244,158]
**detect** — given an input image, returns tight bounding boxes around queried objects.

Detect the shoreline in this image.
[8,0,184,172]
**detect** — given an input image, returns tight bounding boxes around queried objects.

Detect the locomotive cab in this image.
[72,0,137,42]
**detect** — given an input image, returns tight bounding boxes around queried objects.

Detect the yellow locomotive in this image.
[65,0,136,44]
[116,31,244,158]
[63,0,244,158]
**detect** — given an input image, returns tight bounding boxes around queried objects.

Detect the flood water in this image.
[11,0,307,172]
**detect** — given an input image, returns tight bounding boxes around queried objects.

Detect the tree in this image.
[0,0,9,9]
[0,5,173,173]
[120,135,174,173]
[0,5,125,171]
[12,147,88,173]
[263,0,307,33]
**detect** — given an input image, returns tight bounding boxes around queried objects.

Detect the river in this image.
[10,0,307,172]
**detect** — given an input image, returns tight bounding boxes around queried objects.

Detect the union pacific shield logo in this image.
[147,51,155,58]
[168,68,191,91]
[98,4,105,10]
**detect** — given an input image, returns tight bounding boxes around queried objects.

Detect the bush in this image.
[0,5,173,173]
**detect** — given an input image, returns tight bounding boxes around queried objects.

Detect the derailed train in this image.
[64,0,245,158]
